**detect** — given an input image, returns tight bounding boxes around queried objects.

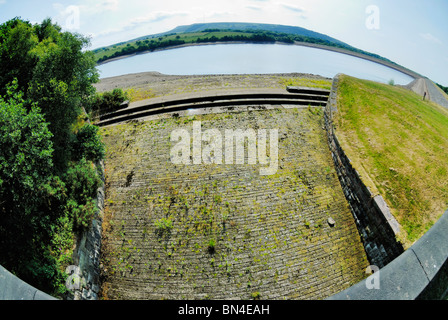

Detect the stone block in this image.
[411,211,448,280]
[373,195,400,235]
[0,265,56,300]
[329,249,429,300]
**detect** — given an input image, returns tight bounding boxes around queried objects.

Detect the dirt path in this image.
[405,78,448,109]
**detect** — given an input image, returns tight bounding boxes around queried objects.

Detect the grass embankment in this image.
[335,75,448,248]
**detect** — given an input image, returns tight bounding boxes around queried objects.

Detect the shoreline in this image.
[93,71,332,97]
[96,41,423,80]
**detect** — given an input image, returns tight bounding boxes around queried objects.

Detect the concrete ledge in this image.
[328,209,448,300]
[96,88,330,126]
[373,195,400,235]
[0,265,56,300]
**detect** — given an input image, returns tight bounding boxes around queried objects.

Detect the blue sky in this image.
[1,0,447,85]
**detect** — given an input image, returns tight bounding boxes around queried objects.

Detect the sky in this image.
[1,0,447,85]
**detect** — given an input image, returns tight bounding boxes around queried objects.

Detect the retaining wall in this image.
[324,74,404,268]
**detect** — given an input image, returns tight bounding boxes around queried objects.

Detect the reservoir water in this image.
[97,43,415,85]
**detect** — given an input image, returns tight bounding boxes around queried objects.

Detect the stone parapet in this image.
[0,265,56,300]
[328,210,448,300]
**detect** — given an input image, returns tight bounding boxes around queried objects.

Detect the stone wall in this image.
[325,74,448,300]
[323,74,404,269]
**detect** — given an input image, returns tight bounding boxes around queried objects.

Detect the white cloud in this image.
[246,5,263,11]
[279,3,305,14]
[419,32,442,45]
[129,11,188,27]
[95,0,119,12]
[272,2,307,19]
[92,10,188,38]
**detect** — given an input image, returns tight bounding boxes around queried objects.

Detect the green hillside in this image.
[166,22,348,45]
[335,75,448,248]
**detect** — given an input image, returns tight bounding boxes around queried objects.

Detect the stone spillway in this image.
[98,87,369,300]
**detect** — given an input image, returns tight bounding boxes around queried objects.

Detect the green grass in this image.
[335,75,448,247]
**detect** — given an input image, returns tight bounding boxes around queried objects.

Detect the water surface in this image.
[97,43,415,85]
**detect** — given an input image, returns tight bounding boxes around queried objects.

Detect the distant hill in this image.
[166,22,349,46]
[93,22,405,71]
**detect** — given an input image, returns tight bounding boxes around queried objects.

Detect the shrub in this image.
[72,124,105,162]
[251,291,261,300]
[64,158,101,230]
[66,198,97,230]
[86,88,128,116]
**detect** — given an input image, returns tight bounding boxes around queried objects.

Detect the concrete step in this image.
[97,89,330,127]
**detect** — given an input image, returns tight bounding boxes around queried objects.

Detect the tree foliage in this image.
[0,82,54,216]
[1,17,99,171]
[72,124,106,163]
[0,82,66,291]
[86,88,128,116]
[64,158,101,230]
[0,17,103,297]
[437,83,448,95]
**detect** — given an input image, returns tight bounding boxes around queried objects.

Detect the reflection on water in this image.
[97,43,415,85]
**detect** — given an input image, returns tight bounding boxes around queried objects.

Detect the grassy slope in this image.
[335,75,448,247]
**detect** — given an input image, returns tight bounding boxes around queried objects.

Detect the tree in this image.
[28,26,99,171]
[64,158,101,230]
[0,18,103,296]
[0,18,38,95]
[0,81,61,280]
[72,124,106,163]
[0,17,99,172]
